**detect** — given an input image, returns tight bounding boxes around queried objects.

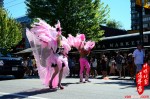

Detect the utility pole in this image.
[135,0,150,46]
[139,1,144,46]
[135,0,144,46]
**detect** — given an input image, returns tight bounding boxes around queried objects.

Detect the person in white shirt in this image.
[133,44,145,74]
[90,57,98,78]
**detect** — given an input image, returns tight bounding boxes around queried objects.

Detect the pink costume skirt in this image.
[37,53,69,88]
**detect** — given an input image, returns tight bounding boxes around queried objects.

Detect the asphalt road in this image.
[0,76,150,99]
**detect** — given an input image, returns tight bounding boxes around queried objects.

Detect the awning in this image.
[13,48,33,54]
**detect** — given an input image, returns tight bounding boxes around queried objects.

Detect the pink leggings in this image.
[79,58,90,77]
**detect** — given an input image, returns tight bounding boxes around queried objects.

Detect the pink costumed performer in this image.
[26,18,71,89]
[67,34,95,82]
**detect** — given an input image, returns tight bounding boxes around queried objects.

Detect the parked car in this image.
[0,54,25,79]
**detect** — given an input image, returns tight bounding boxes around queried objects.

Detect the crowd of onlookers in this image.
[68,52,136,79]
[68,45,150,80]
[23,44,150,81]
[22,56,38,76]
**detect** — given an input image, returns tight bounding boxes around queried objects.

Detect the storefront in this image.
[94,31,150,52]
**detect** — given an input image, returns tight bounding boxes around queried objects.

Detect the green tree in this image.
[25,0,109,42]
[106,19,123,29]
[0,8,22,54]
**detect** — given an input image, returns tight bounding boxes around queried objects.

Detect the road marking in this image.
[0,92,49,99]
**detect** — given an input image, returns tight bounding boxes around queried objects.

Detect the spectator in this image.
[127,53,135,79]
[109,57,116,76]
[101,55,109,79]
[23,57,29,76]
[133,44,145,74]
[23,57,28,67]
[122,55,127,78]
[90,57,98,78]
[32,58,38,76]
[68,56,76,77]
[27,57,33,76]
[115,52,123,78]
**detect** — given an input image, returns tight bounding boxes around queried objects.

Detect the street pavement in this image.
[0,75,149,99]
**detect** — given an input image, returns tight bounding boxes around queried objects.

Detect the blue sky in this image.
[4,0,131,30]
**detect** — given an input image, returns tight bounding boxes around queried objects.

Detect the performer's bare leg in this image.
[49,66,59,88]
[58,67,64,89]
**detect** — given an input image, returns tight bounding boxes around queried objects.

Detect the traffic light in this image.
[136,0,142,7]
[135,0,142,11]
[144,0,150,14]
[135,0,150,14]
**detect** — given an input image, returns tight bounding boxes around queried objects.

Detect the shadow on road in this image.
[94,80,136,89]
[0,75,39,81]
[145,86,150,90]
[0,75,15,81]
[62,82,80,87]
[96,76,134,80]
[94,79,150,91]
[24,75,39,79]
[96,76,140,89]
[0,88,57,99]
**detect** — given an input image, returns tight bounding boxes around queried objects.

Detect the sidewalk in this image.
[96,75,135,80]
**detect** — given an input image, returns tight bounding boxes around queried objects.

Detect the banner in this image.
[136,63,150,95]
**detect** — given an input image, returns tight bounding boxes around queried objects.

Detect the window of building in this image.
[143,24,148,28]
[143,17,150,22]
[131,2,135,7]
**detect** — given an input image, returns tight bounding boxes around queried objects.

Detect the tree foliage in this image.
[25,0,110,42]
[106,19,123,29]
[0,8,22,54]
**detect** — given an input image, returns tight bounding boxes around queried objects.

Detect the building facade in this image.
[131,0,150,31]
[94,31,150,52]
[15,16,31,50]
[0,0,3,7]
